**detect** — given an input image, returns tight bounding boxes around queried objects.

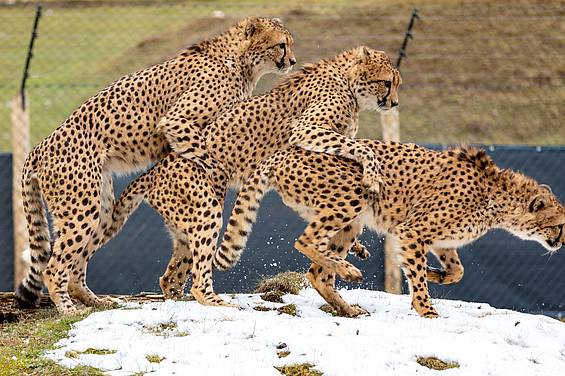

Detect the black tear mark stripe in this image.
[277,43,287,69]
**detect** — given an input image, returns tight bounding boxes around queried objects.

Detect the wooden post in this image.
[380,107,402,294]
[11,94,30,288]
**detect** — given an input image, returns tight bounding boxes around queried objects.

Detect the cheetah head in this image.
[349,46,401,112]
[238,17,296,77]
[507,184,565,252]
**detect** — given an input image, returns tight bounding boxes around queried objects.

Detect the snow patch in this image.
[47,289,565,375]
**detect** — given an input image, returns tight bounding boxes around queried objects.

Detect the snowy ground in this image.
[48,289,565,376]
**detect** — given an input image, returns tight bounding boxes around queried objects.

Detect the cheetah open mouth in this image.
[377,100,389,111]
[276,59,286,70]
[546,224,564,250]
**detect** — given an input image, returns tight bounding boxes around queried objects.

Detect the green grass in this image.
[0,308,104,376]
[1,0,563,152]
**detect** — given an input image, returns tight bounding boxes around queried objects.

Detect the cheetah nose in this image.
[391,101,399,108]
[289,58,297,66]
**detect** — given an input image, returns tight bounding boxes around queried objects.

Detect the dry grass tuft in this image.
[318,304,338,316]
[261,290,286,303]
[255,272,308,295]
[277,304,298,317]
[275,363,323,376]
[146,354,164,363]
[80,348,117,355]
[416,356,460,370]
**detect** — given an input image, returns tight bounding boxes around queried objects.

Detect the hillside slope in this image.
[1,0,563,150]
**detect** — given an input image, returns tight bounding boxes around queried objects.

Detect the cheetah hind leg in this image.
[43,221,98,315]
[294,214,363,282]
[160,233,194,300]
[68,174,119,308]
[307,265,367,317]
[308,220,368,317]
[427,248,464,285]
[397,235,438,318]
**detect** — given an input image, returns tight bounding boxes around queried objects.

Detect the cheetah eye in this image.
[279,43,286,49]
[368,80,391,87]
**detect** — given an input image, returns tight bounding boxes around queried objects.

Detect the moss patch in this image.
[79,348,117,355]
[146,354,164,363]
[64,351,79,359]
[145,321,180,337]
[158,322,177,331]
[416,356,460,370]
[253,305,274,312]
[0,307,104,375]
[319,304,338,316]
[277,304,298,317]
[275,363,323,376]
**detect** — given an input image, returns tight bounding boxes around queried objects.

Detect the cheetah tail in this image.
[98,170,154,249]
[16,155,50,308]
[213,164,273,270]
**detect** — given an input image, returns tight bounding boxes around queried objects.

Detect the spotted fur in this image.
[17,17,296,314]
[97,47,401,307]
[218,142,565,317]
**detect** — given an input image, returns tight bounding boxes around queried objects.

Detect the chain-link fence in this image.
[1,1,564,315]
[0,154,13,293]
[1,0,564,150]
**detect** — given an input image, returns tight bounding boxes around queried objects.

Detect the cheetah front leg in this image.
[396,230,438,318]
[427,248,464,285]
[146,164,234,307]
[156,110,214,172]
[349,240,370,260]
[289,122,382,193]
[307,220,368,317]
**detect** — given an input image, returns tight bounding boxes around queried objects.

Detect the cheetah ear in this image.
[243,17,262,39]
[529,195,547,213]
[540,184,553,195]
[355,46,370,64]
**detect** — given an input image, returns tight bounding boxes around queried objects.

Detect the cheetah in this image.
[17,17,296,314]
[95,47,401,307]
[217,142,565,318]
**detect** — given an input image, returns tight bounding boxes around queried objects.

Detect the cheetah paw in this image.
[341,304,369,318]
[362,171,383,193]
[60,306,93,317]
[335,261,363,282]
[350,242,371,260]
